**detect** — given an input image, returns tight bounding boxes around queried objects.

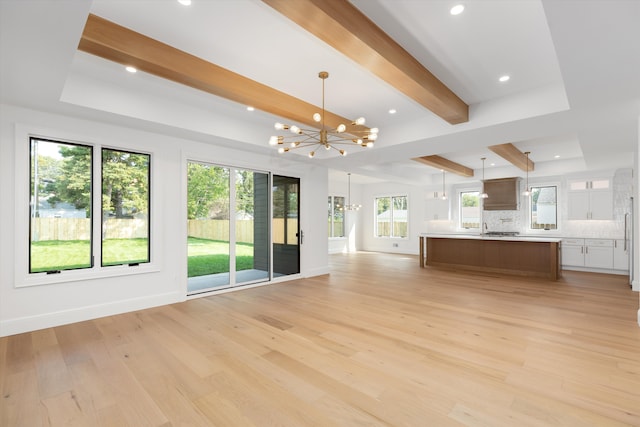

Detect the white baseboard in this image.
[304,266,330,277]
[637,309,640,327]
[0,291,183,337]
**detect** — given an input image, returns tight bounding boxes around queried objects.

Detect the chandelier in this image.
[269,71,378,158]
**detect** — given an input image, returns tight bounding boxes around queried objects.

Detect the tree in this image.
[462,192,479,207]
[235,170,255,216]
[47,145,92,215]
[101,149,149,218]
[187,163,230,220]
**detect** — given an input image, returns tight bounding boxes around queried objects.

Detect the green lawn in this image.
[30,238,150,272]
[30,237,254,277]
[187,237,254,277]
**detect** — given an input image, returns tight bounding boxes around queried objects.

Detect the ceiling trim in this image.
[77,13,371,136]
[262,0,469,125]
[412,155,474,177]
[488,143,535,172]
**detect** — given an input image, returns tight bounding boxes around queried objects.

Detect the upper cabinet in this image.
[425,192,449,220]
[483,177,520,210]
[567,178,613,220]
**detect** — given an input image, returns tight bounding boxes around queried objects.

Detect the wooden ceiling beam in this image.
[78,14,369,135]
[488,143,535,172]
[412,155,474,177]
[262,0,469,125]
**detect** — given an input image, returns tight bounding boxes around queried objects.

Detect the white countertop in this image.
[421,233,562,243]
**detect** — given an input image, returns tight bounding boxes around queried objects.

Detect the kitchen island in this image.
[419,234,562,280]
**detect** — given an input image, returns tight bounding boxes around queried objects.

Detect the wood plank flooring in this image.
[2,252,639,426]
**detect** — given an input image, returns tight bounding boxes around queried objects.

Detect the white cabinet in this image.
[562,238,585,266]
[584,239,613,269]
[567,178,613,220]
[425,193,449,220]
[562,238,614,269]
[613,239,630,270]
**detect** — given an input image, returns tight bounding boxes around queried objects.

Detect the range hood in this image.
[483,177,521,210]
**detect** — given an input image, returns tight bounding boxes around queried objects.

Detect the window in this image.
[30,139,93,272]
[101,148,150,266]
[460,191,480,229]
[530,185,557,230]
[328,196,345,238]
[375,195,408,238]
[29,137,150,274]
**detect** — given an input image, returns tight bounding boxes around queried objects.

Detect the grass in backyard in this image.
[30,237,253,276]
[187,237,254,277]
[30,239,92,272]
[31,238,149,272]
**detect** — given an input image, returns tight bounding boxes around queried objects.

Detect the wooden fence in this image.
[376,222,408,238]
[31,218,299,244]
[31,218,148,241]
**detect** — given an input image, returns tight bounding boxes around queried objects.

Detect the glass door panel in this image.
[187,162,230,293]
[235,169,269,284]
[272,175,300,276]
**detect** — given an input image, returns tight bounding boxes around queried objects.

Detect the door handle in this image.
[299,229,304,244]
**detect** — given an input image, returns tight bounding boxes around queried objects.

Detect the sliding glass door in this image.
[187,162,270,294]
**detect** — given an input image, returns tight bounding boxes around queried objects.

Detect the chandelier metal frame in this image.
[269,71,378,158]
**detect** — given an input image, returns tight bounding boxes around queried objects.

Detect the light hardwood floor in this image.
[2,252,639,426]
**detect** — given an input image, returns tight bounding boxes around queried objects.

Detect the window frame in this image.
[527,182,560,233]
[374,194,409,239]
[101,147,151,267]
[458,189,481,230]
[328,195,346,239]
[15,124,160,288]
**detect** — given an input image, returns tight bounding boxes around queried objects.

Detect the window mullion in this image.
[93,144,101,269]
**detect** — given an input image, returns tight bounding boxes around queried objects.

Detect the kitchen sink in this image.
[483,231,519,236]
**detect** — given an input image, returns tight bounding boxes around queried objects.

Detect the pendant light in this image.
[441,170,447,200]
[344,173,361,211]
[480,157,488,199]
[522,151,531,196]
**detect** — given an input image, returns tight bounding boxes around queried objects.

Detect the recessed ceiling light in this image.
[246,106,254,112]
[178,0,191,5]
[499,75,510,82]
[388,108,397,114]
[554,154,560,159]
[450,4,465,15]
[125,66,137,73]
[490,163,495,166]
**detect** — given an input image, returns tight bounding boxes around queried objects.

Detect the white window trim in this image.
[526,180,562,235]
[328,194,346,240]
[456,187,482,231]
[373,194,409,239]
[14,123,161,288]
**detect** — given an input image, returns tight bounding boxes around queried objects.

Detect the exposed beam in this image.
[488,143,535,172]
[262,0,469,125]
[78,14,369,135]
[412,155,474,177]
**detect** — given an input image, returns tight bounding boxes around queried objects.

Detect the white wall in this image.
[360,181,425,255]
[0,104,329,336]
